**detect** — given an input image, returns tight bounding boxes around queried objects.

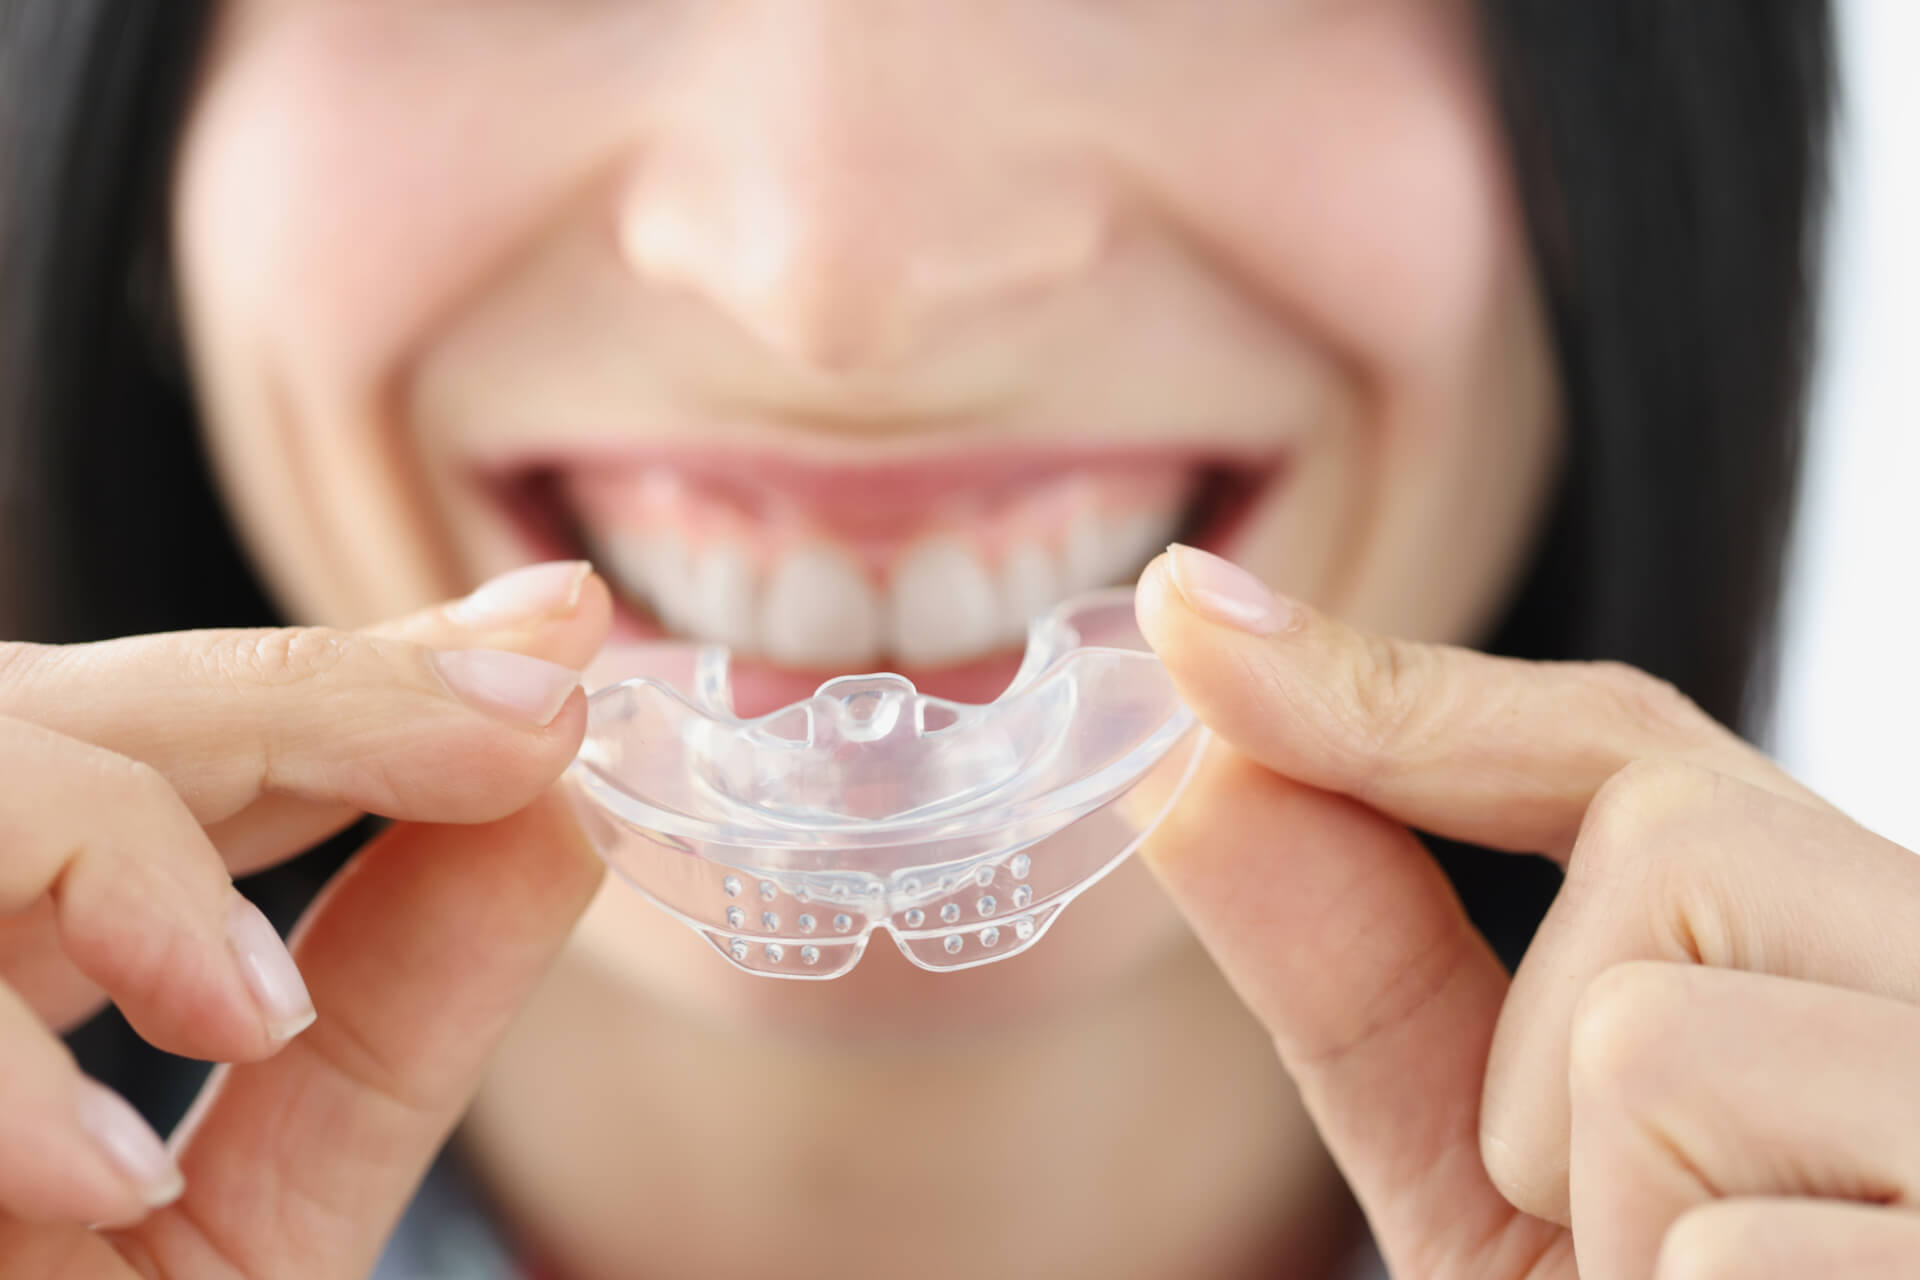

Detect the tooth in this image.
[605,532,689,623]
[889,538,1000,667]
[645,531,693,629]
[760,543,881,668]
[1000,540,1059,638]
[687,542,758,649]
[602,535,657,606]
[1115,512,1170,580]
[1063,504,1109,594]
[1090,515,1136,588]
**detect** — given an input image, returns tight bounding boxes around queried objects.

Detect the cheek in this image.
[172,9,623,418]
[1118,4,1556,642]
[1140,5,1525,396]
[169,5,661,621]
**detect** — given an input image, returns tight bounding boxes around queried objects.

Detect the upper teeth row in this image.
[598,508,1174,669]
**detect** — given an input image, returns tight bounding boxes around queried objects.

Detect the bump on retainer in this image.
[563,589,1206,979]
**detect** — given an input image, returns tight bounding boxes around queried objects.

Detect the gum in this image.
[563,464,1191,576]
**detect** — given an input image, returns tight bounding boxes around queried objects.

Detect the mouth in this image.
[482,446,1281,710]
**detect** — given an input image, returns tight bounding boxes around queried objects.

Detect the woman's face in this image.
[174,0,1558,1023]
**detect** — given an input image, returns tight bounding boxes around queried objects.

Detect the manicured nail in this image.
[431,649,581,726]
[446,561,591,630]
[1166,545,1293,636]
[226,894,316,1043]
[76,1078,184,1208]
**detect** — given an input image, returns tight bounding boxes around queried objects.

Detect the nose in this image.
[617,6,1110,375]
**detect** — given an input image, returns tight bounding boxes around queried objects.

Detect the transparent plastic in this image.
[563,589,1204,979]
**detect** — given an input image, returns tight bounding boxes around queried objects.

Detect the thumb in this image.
[1144,745,1566,1279]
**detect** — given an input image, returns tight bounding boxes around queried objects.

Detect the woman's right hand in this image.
[0,562,612,1275]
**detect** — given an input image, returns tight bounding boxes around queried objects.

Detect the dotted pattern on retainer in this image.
[709,852,1045,975]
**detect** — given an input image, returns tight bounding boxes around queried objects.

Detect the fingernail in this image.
[76,1078,184,1208]
[1166,545,1294,636]
[226,894,317,1043]
[431,649,581,726]
[446,561,591,630]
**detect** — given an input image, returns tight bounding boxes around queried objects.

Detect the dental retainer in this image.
[563,589,1205,979]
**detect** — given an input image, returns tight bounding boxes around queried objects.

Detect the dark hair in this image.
[1,3,274,639]
[3,1,1834,1114]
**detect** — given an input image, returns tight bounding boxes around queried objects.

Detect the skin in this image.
[1133,549,1920,1278]
[167,1,1555,1274]
[0,0,1911,1277]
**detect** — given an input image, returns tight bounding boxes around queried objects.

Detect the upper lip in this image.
[471,441,1288,502]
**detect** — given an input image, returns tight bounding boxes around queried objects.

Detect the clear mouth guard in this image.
[563,589,1205,979]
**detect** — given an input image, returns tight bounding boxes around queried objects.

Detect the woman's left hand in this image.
[1134,547,1920,1280]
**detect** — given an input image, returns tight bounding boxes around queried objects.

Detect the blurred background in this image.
[1776,0,1920,848]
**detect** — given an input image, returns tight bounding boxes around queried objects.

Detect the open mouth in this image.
[485,448,1280,705]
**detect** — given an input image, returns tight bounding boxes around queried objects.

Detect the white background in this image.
[1775,0,1920,847]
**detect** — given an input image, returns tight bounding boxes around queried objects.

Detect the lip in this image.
[474,442,1285,714]
[476,441,1281,501]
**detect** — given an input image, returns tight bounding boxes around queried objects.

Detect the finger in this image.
[1485,764,1920,1223]
[1656,1199,1920,1280]
[1,564,602,1046]
[377,560,610,656]
[0,903,102,1032]
[1566,964,1920,1280]
[0,981,184,1226]
[0,582,596,836]
[1135,548,1822,861]
[203,562,612,874]
[117,795,603,1279]
[0,716,310,1059]
[1142,743,1572,1280]
[0,1216,128,1279]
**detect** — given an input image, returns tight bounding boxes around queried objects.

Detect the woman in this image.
[5,3,1908,1278]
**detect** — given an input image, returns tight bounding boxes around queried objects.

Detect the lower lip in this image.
[493,456,1280,715]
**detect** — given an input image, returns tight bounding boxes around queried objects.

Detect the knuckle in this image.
[1477,1121,1551,1221]
[122,756,224,849]
[82,748,197,833]
[114,754,179,810]
[1336,635,1450,769]
[1568,961,1688,1105]
[1655,1207,1743,1280]
[215,626,356,690]
[1576,660,1715,742]
[1574,757,1722,872]
[46,735,189,826]
[1573,760,1753,968]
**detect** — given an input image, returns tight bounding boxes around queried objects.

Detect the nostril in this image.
[616,123,1114,377]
